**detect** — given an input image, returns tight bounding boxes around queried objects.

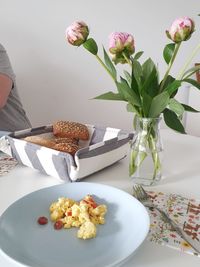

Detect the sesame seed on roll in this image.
[53,121,89,141]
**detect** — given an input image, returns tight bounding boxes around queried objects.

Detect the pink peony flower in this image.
[66,21,89,46]
[109,32,135,64]
[166,17,195,43]
[109,32,135,54]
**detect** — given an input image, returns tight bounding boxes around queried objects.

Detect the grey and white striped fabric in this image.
[0,124,133,182]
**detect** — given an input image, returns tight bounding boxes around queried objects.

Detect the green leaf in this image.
[103,47,116,80]
[131,63,140,97]
[83,38,98,55]
[163,109,186,133]
[160,75,180,98]
[126,103,135,112]
[163,43,175,64]
[123,70,131,86]
[126,103,140,115]
[142,58,156,78]
[116,79,141,107]
[141,58,159,97]
[148,91,170,117]
[183,78,200,90]
[142,92,152,117]
[132,60,143,90]
[181,103,200,112]
[132,51,144,60]
[160,75,175,90]
[168,98,184,117]
[94,91,125,101]
[164,80,182,96]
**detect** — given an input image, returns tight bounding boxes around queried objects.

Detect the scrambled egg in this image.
[77,221,96,239]
[49,194,107,239]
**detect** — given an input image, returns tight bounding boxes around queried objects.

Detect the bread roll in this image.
[52,137,78,145]
[23,135,79,156]
[23,136,55,149]
[53,142,79,155]
[53,121,89,140]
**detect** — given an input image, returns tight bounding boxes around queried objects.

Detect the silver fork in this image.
[133,184,200,254]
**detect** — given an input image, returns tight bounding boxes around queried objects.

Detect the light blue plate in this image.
[0,182,150,267]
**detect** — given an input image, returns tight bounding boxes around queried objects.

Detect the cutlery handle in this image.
[156,206,200,254]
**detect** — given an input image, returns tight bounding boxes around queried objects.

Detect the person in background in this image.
[0,43,31,133]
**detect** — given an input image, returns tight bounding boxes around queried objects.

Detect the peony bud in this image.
[109,32,135,64]
[166,17,195,43]
[66,21,89,46]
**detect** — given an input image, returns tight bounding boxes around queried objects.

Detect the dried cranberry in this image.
[37,216,48,225]
[54,220,63,230]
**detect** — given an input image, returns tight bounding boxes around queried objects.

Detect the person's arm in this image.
[0,73,12,109]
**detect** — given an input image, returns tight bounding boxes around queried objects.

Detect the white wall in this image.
[0,0,200,132]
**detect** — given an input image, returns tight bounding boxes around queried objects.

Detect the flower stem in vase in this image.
[129,117,163,186]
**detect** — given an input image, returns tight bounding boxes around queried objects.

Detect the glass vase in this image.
[129,116,163,186]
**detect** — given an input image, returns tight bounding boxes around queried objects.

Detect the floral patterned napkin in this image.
[0,153,18,176]
[146,191,200,257]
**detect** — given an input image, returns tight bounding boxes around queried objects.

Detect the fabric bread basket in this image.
[0,124,133,182]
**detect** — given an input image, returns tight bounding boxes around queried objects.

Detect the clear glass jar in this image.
[129,116,163,186]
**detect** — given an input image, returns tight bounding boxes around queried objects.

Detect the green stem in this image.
[177,43,200,79]
[148,134,161,180]
[130,119,162,182]
[95,54,116,82]
[129,142,147,176]
[160,42,181,92]
[184,66,200,79]
[122,52,132,67]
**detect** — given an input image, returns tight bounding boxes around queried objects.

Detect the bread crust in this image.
[53,121,89,140]
[52,137,78,145]
[53,142,79,155]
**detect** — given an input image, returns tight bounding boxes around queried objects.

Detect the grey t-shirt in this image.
[0,44,31,131]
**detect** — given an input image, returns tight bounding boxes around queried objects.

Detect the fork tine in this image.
[132,185,138,198]
[133,184,143,201]
[133,184,148,202]
[140,185,149,199]
[133,184,139,194]
[137,185,145,201]
[133,185,140,199]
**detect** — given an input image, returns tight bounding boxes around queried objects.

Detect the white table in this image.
[0,129,200,267]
